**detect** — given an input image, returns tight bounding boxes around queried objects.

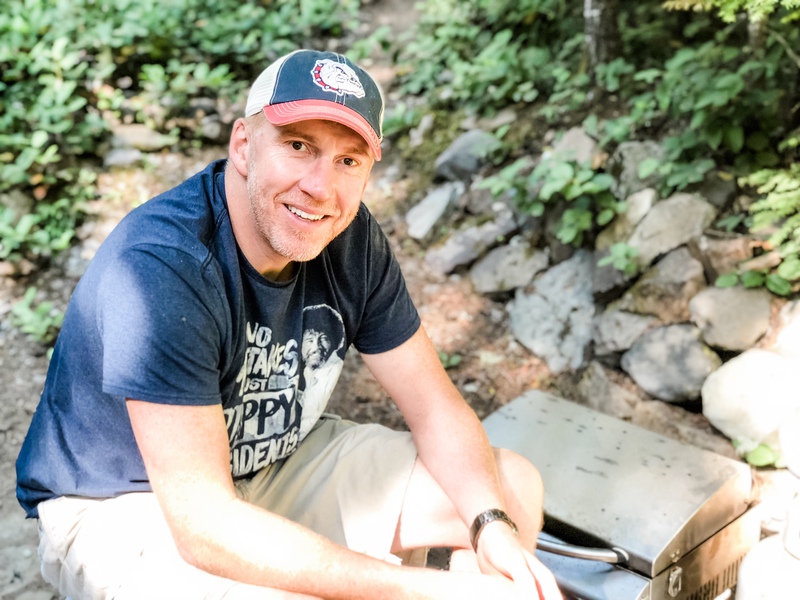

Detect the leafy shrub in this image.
[0,0,360,264]
[11,286,65,345]
[479,154,626,247]
[396,0,583,114]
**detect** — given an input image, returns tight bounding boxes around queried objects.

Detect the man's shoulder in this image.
[108,160,230,258]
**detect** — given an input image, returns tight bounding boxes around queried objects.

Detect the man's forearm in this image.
[178,496,520,599]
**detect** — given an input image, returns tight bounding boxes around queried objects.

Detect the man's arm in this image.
[361,327,561,599]
[126,399,527,599]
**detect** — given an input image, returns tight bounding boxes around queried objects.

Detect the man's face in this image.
[244,118,373,268]
[302,329,332,370]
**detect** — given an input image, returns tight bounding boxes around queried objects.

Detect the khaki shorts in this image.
[37,416,418,600]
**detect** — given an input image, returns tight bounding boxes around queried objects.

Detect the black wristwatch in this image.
[469,508,519,551]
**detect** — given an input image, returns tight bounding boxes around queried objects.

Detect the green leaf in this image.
[740,270,765,288]
[690,111,706,130]
[777,258,800,282]
[725,126,745,153]
[30,130,49,149]
[597,208,615,226]
[745,444,779,467]
[540,180,564,201]
[591,173,615,190]
[547,160,575,182]
[715,273,739,288]
[746,131,770,152]
[638,158,660,180]
[633,68,662,84]
[766,274,792,296]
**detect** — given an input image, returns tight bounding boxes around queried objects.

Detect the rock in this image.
[103,147,143,167]
[508,250,595,373]
[409,113,435,148]
[406,181,464,241]
[686,169,738,210]
[591,247,637,304]
[460,107,518,132]
[628,193,718,267]
[691,234,752,281]
[737,535,800,600]
[109,123,178,152]
[615,247,706,324]
[576,361,639,420]
[595,187,657,251]
[593,309,660,357]
[469,238,549,294]
[775,300,800,359]
[779,412,800,476]
[702,348,800,451]
[740,250,782,272]
[424,206,518,274]
[199,114,232,144]
[608,140,664,201]
[0,189,34,222]
[434,129,501,182]
[689,287,772,350]
[548,126,601,165]
[621,324,722,403]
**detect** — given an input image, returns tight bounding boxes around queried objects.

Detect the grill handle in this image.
[536,537,629,565]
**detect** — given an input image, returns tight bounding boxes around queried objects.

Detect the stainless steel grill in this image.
[482,391,761,600]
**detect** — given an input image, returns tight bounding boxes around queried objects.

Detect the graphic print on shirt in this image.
[225,304,346,478]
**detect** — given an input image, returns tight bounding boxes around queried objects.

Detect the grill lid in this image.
[482,391,752,577]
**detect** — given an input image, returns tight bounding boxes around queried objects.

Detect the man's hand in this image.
[475,522,563,600]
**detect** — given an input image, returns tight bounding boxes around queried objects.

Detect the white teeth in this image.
[288,205,324,221]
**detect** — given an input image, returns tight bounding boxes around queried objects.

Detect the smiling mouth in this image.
[287,205,325,222]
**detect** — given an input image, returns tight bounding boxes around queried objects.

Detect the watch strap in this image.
[469,508,519,551]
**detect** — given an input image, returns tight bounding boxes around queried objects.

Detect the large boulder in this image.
[689,287,772,351]
[508,250,595,373]
[621,324,722,403]
[627,193,718,267]
[702,349,800,452]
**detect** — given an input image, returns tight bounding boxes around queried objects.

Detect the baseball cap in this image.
[245,49,384,161]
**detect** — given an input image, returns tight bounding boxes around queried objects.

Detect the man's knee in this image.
[493,447,544,508]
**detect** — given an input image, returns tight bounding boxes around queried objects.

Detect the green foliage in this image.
[11,287,65,345]
[715,270,793,295]
[721,163,800,294]
[595,26,791,193]
[479,154,626,247]
[0,0,359,265]
[396,0,583,115]
[664,0,800,22]
[733,440,786,468]
[438,351,463,370]
[598,243,640,276]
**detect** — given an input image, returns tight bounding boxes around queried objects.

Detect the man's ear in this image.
[228,118,249,177]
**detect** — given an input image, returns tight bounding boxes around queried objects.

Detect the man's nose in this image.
[298,159,337,203]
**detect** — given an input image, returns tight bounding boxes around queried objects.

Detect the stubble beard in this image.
[245,164,350,265]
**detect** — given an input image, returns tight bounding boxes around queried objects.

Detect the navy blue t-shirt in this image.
[16,159,420,518]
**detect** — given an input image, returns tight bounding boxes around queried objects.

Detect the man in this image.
[16,49,561,599]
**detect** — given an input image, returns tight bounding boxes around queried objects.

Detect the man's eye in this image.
[343,157,357,166]
[291,141,305,151]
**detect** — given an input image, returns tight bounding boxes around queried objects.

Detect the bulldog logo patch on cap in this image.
[311,59,366,98]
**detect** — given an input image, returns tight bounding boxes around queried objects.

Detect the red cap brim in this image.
[263,100,382,161]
